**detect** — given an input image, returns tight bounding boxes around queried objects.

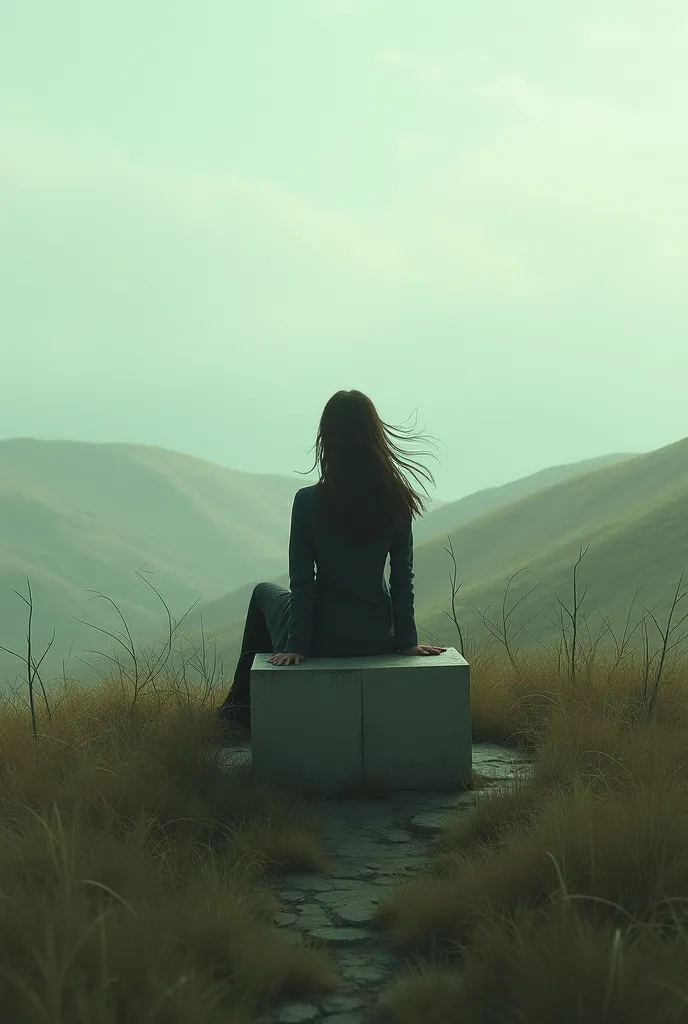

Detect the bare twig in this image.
[593,592,647,681]
[441,535,466,654]
[0,578,55,733]
[639,569,688,715]
[553,544,590,679]
[75,577,205,716]
[474,567,540,672]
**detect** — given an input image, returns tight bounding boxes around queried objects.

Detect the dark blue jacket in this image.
[285,484,419,657]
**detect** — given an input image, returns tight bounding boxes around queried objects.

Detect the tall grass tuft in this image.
[0,674,338,1022]
[377,551,688,1021]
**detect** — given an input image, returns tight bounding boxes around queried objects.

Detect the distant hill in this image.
[191,447,660,671]
[4,435,669,688]
[0,439,314,682]
[412,438,688,654]
[412,453,636,544]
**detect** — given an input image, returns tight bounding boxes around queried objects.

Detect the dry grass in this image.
[375,652,688,1022]
[380,901,688,1024]
[378,964,463,1024]
[0,676,339,1023]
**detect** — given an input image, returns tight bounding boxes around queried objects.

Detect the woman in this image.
[218,390,446,731]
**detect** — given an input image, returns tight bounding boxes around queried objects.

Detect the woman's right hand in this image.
[401,645,447,656]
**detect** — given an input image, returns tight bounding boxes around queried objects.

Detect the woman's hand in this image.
[401,645,447,656]
[268,652,306,666]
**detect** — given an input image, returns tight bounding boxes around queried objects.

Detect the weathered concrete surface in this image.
[215,741,534,1023]
[249,649,471,794]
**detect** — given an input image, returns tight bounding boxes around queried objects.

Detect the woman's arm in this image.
[285,489,315,655]
[389,516,418,652]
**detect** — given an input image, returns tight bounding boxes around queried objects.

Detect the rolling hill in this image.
[3,434,671,687]
[191,438,687,672]
[183,451,637,644]
[0,437,448,684]
[0,439,314,682]
[186,446,675,671]
[412,452,636,544]
[414,436,688,655]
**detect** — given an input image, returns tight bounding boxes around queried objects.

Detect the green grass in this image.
[374,649,688,1022]
[0,674,339,1022]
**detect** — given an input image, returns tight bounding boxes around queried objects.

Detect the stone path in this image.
[218,743,535,1024]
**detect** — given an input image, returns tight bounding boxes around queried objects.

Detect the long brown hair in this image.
[296,391,441,543]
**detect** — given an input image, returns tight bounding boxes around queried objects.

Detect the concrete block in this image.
[362,648,471,790]
[250,657,363,793]
[250,648,471,795]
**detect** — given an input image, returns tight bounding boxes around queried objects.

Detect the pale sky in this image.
[2,0,687,500]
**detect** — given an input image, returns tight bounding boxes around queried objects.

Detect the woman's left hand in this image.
[268,652,306,666]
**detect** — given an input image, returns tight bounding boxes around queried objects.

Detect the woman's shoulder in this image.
[293,484,321,509]
[295,483,320,498]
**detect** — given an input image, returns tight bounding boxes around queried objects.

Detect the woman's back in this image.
[219,390,444,728]
[285,484,418,658]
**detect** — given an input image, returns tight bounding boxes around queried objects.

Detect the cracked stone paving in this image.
[216,742,535,1024]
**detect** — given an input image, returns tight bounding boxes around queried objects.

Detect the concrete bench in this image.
[250,647,471,795]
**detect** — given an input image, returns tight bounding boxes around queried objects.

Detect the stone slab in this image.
[250,662,362,792]
[362,648,471,789]
[250,648,471,795]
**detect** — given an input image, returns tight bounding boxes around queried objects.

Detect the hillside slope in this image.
[414,437,688,651]
[196,439,687,670]
[0,439,311,680]
[413,452,636,544]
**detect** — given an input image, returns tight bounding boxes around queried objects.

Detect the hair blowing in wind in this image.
[296,391,441,544]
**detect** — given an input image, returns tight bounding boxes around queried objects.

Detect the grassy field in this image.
[0,672,340,1023]
[374,627,688,1022]
[3,550,688,1021]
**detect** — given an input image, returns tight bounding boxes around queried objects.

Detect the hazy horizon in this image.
[0,432,644,505]
[3,0,687,499]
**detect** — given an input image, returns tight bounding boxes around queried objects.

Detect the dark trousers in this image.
[217,588,274,728]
